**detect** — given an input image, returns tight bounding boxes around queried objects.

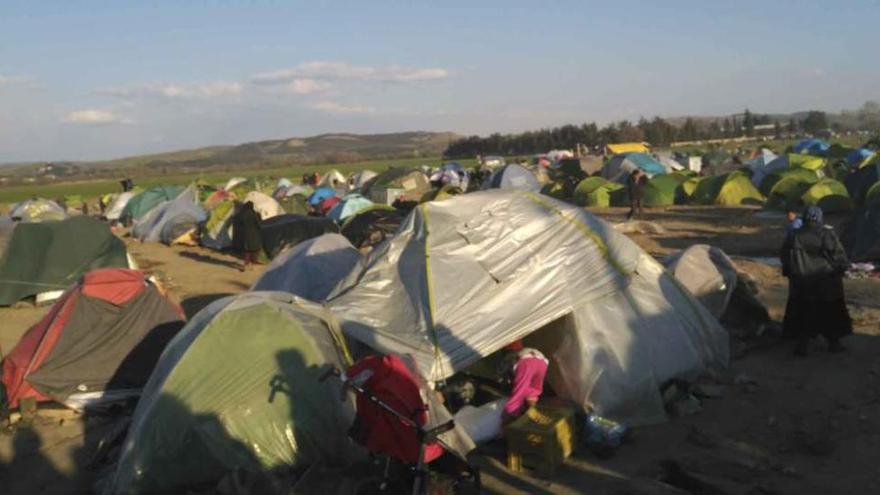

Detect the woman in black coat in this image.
[232,201,263,271]
[780,206,852,355]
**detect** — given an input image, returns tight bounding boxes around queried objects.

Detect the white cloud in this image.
[308,100,375,115]
[0,74,35,87]
[61,109,131,125]
[252,61,449,84]
[102,81,243,100]
[284,78,332,94]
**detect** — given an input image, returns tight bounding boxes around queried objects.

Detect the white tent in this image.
[223,177,248,192]
[252,234,362,301]
[329,190,728,425]
[105,191,136,221]
[350,170,378,190]
[318,169,348,190]
[663,245,738,320]
[243,191,284,220]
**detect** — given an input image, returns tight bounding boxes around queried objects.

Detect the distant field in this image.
[0,157,476,204]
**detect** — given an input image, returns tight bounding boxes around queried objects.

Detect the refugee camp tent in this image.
[318,169,348,190]
[200,200,237,250]
[656,154,686,173]
[133,186,207,244]
[340,206,405,250]
[481,163,542,192]
[605,142,650,155]
[243,191,284,220]
[327,193,373,224]
[364,168,431,205]
[252,234,362,301]
[0,216,129,306]
[845,200,880,261]
[692,172,764,206]
[552,158,590,182]
[572,177,624,207]
[801,178,853,213]
[9,199,67,223]
[765,170,820,210]
[105,191,136,221]
[1,269,184,410]
[421,185,464,203]
[307,187,337,208]
[601,153,667,184]
[760,166,822,197]
[481,155,506,168]
[847,148,875,169]
[121,185,185,224]
[328,190,728,425]
[105,292,357,495]
[223,177,247,192]
[642,173,690,207]
[700,149,731,171]
[350,170,378,190]
[746,149,778,182]
[793,138,830,156]
[844,163,880,207]
[259,214,340,259]
[663,245,737,320]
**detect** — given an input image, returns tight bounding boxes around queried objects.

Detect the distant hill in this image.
[2,131,460,182]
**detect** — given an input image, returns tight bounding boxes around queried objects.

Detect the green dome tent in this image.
[801,178,853,213]
[121,185,185,223]
[765,171,820,210]
[106,292,357,494]
[693,172,764,206]
[573,177,623,207]
[680,177,702,203]
[643,174,689,207]
[759,167,821,196]
[200,200,237,250]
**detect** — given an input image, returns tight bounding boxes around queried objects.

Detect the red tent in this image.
[2,268,185,410]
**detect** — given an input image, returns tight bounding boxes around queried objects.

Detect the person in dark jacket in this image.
[232,201,263,272]
[780,206,852,355]
[626,170,647,220]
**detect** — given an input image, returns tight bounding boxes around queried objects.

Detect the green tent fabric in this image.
[364,168,430,204]
[801,178,853,213]
[766,172,819,210]
[200,200,237,250]
[107,292,356,494]
[121,185,184,222]
[680,177,702,202]
[788,154,826,171]
[643,174,688,206]
[540,181,568,200]
[573,177,623,207]
[759,167,821,196]
[693,172,764,206]
[0,216,128,305]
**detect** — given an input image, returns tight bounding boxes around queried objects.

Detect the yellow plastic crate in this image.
[505,405,575,477]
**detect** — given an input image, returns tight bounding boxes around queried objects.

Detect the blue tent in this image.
[847,148,876,168]
[307,187,337,207]
[481,163,541,192]
[793,138,830,156]
[327,194,374,224]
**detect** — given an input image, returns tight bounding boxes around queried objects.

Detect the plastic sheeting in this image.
[663,245,737,319]
[105,192,136,221]
[132,186,207,243]
[602,153,667,184]
[329,190,728,425]
[252,234,362,301]
[106,292,359,494]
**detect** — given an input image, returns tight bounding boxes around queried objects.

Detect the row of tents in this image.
[3,189,732,494]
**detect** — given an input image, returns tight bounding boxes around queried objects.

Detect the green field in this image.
[0,157,476,205]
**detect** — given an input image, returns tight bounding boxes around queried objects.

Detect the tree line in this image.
[444,109,829,158]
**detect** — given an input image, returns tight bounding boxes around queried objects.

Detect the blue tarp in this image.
[847,148,875,168]
[793,138,830,156]
[307,187,337,207]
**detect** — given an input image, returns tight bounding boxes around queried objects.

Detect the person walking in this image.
[626,169,647,221]
[780,206,852,355]
[232,201,263,272]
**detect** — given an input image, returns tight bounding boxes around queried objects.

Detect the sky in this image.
[1,0,878,162]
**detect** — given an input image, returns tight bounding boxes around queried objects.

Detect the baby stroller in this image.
[321,354,480,495]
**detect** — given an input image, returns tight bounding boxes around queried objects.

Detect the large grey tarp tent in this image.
[329,190,728,425]
[252,234,362,301]
[663,245,737,319]
[132,186,207,243]
[481,163,541,192]
[106,292,359,494]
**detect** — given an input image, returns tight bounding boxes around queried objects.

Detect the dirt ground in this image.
[2,206,879,494]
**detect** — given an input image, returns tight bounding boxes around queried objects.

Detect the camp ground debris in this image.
[2,268,185,411]
[105,292,357,495]
[481,163,542,192]
[252,233,362,301]
[9,198,67,223]
[0,216,130,306]
[328,190,728,425]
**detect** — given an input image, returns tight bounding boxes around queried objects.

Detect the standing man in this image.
[626,169,647,221]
